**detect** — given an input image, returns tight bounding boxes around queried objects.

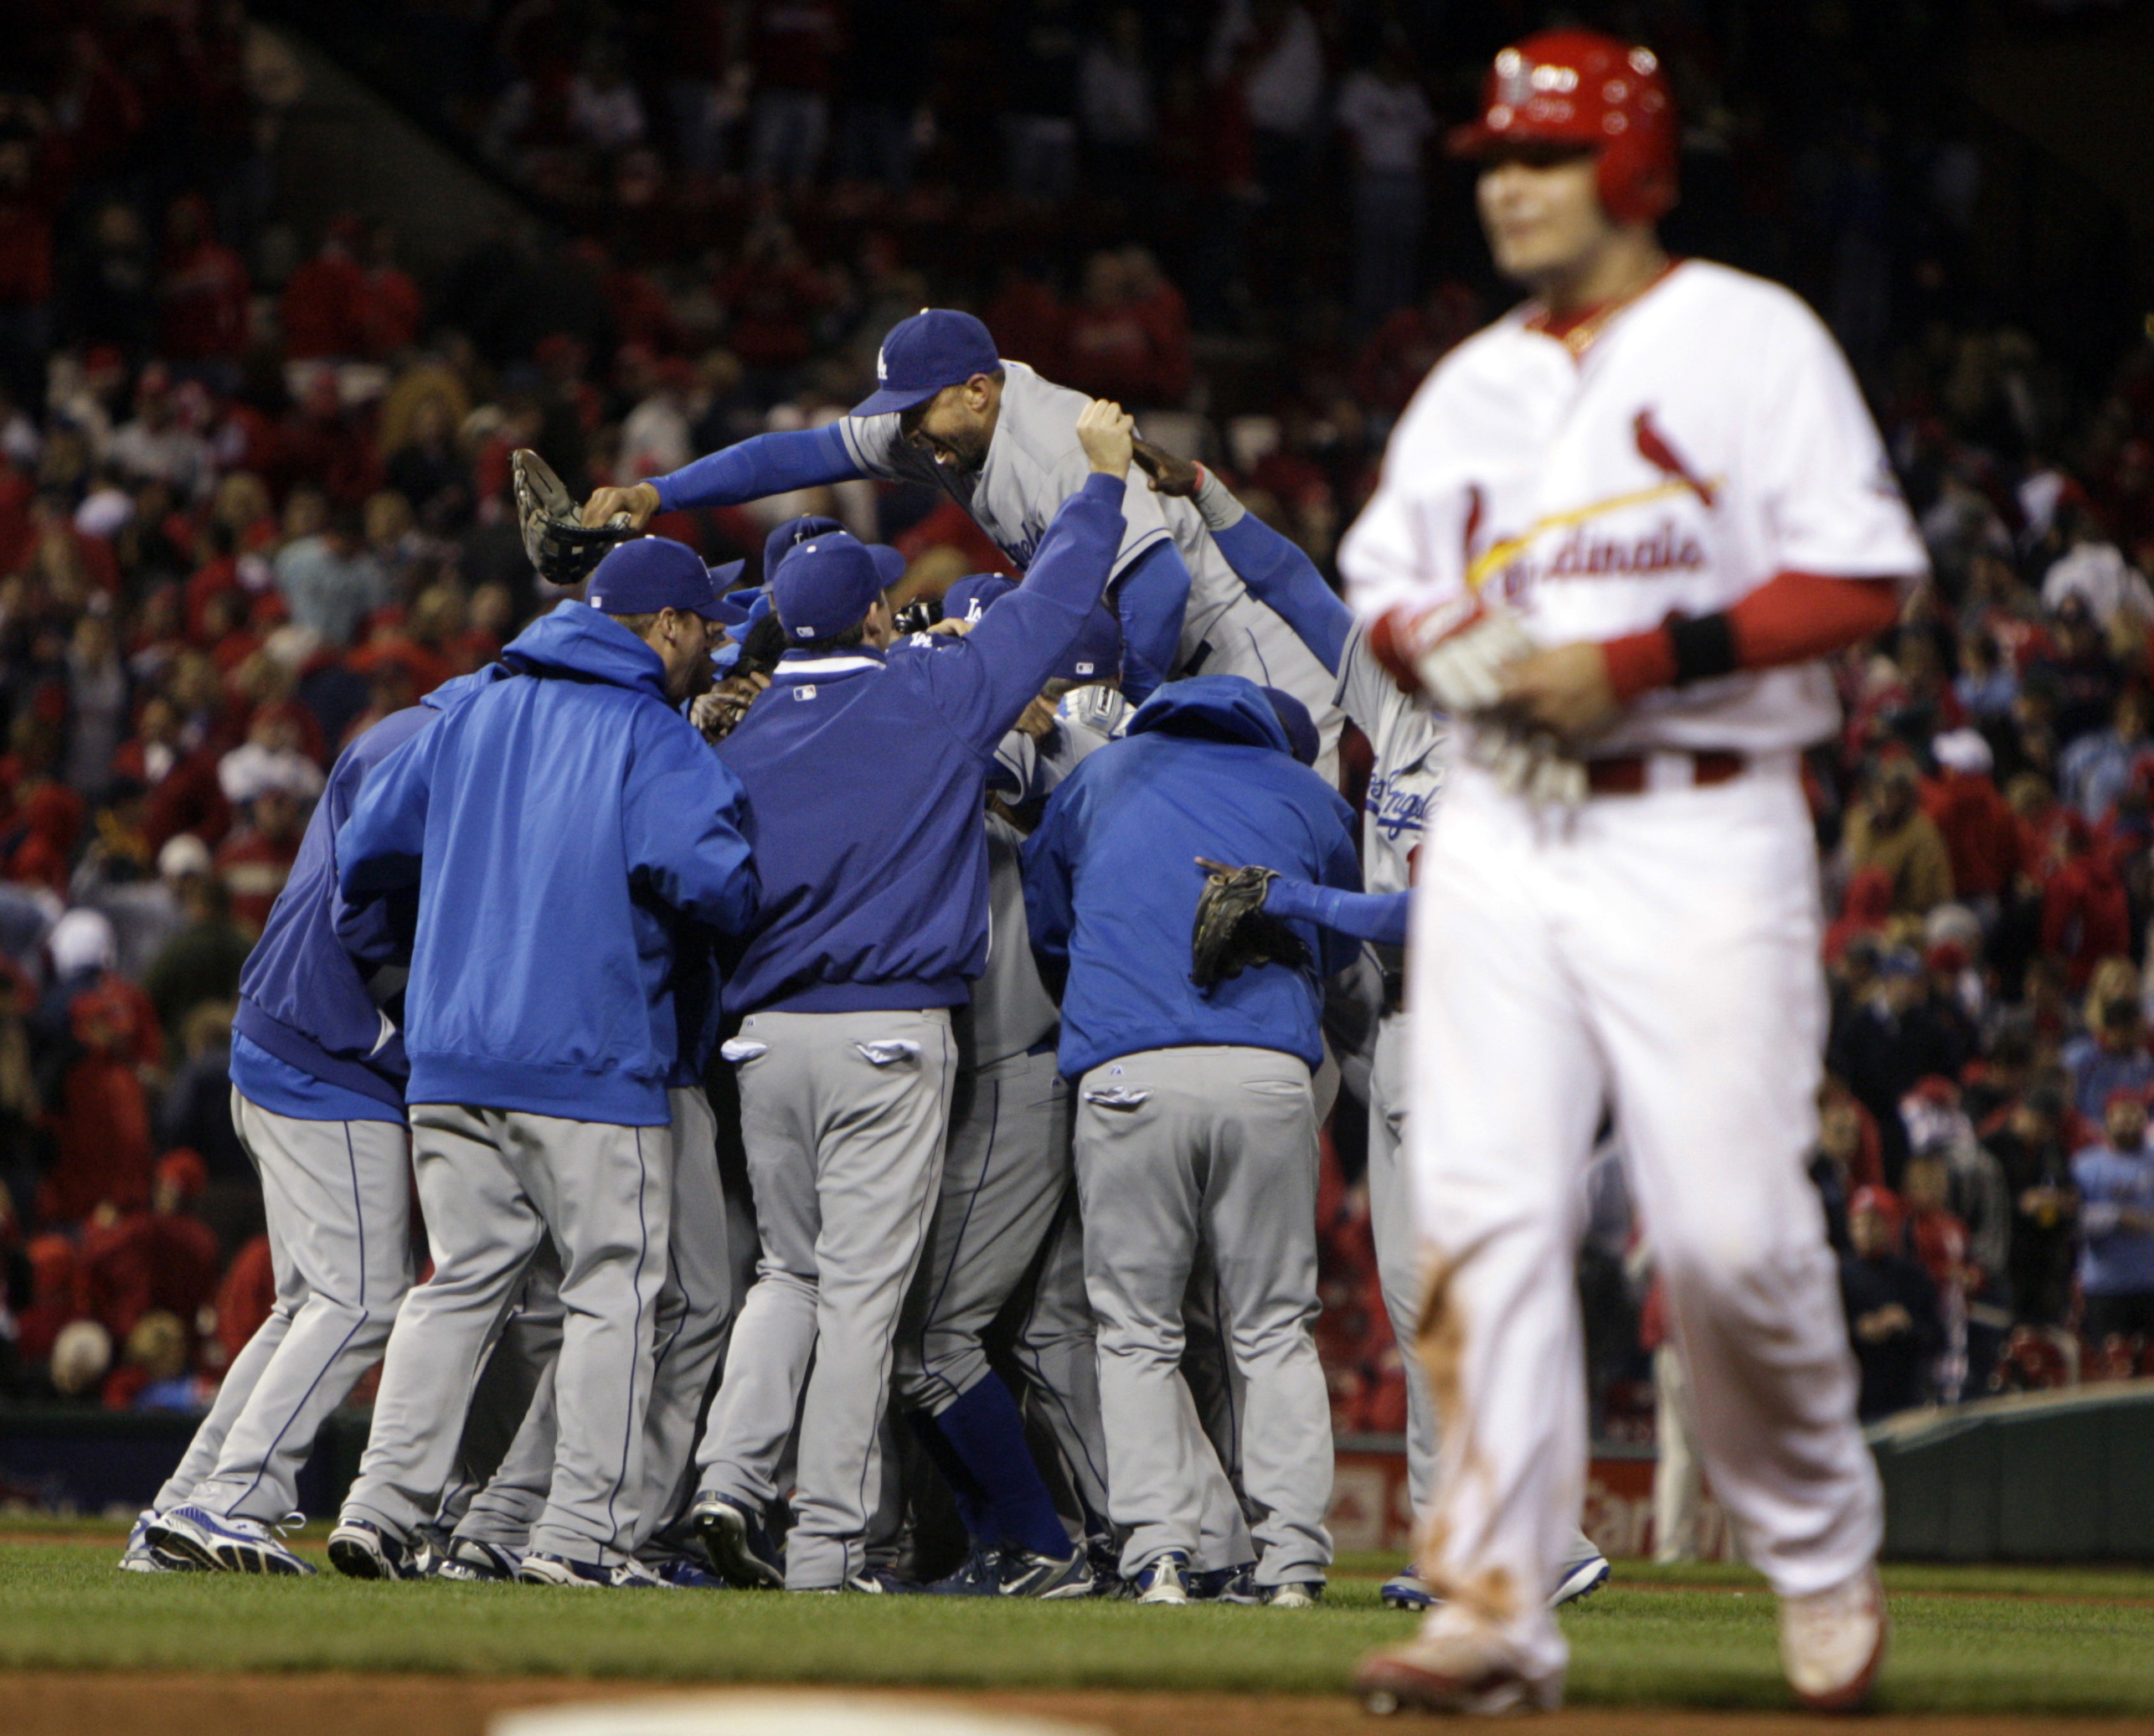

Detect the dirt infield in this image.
[3,1671,2140,1736]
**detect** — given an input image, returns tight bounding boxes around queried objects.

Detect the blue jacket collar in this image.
[1126,674,1292,756]
[501,602,669,702]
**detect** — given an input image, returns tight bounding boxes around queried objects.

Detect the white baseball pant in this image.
[1406,757,1880,1682]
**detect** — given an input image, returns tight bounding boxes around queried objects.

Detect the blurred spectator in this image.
[1004,0,1084,202]
[104,1306,196,1409]
[1922,730,2017,919]
[2072,1088,2154,1342]
[2062,959,2154,1122]
[750,0,843,190]
[1839,1186,1945,1420]
[2058,688,2154,822]
[34,908,163,1226]
[156,194,249,366]
[1209,0,1324,201]
[1335,39,1433,334]
[73,1149,219,1352]
[49,1316,111,1401]
[143,864,248,1050]
[1990,1085,2079,1329]
[159,999,250,1250]
[1843,757,1955,914]
[2041,507,2152,631]
[272,504,384,647]
[1080,8,1155,198]
[281,219,370,361]
[356,223,423,359]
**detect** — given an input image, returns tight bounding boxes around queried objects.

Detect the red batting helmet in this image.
[1448,28,1678,227]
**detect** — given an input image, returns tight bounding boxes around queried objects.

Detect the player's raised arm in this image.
[1136,437,1351,674]
[582,421,863,529]
[931,401,1134,746]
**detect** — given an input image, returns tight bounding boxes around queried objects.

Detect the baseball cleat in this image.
[925,1544,1002,1596]
[327,1517,428,1580]
[1381,1566,1437,1610]
[1132,1549,1192,1605]
[119,1510,196,1574]
[652,1556,728,1589]
[432,1536,522,1582]
[148,1505,316,1576]
[517,1552,609,1588]
[1780,1564,1888,1713]
[998,1546,1094,1599]
[1083,1533,1124,1599]
[1189,1562,1260,1604]
[690,1492,786,1589]
[1354,1625,1564,1716]
[1550,1543,1611,1607]
[1262,1580,1323,1608]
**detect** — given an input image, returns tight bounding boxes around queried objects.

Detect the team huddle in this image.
[115,28,1925,1718]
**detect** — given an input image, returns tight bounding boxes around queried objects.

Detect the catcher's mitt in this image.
[514,448,632,587]
[1190,858,1312,992]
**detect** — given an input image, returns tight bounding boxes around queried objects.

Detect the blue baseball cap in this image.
[944,573,1015,624]
[853,309,1002,419]
[1052,606,1124,685]
[1260,686,1319,767]
[868,543,906,589]
[586,537,733,621]
[706,559,752,627]
[764,515,847,586]
[770,532,887,643]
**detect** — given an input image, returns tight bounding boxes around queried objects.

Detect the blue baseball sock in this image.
[905,1410,992,1543]
[926,1373,1073,1560]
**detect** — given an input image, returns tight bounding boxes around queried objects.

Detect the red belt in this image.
[1583,750,1747,796]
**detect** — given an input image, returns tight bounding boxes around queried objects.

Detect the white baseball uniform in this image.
[836,363,1345,776]
[1340,260,1925,1685]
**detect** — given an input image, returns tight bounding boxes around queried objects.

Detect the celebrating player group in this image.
[119,27,1920,1719]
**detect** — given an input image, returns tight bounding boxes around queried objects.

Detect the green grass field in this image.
[5,1526,2154,1714]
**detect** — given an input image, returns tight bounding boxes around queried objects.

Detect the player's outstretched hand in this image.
[582,481,661,531]
[1132,435,1200,497]
[1077,399,1136,478]
[1497,641,1619,742]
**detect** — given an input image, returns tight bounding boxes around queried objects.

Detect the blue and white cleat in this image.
[997,1547,1093,1599]
[119,1510,195,1574]
[1551,1542,1611,1607]
[432,1536,522,1582]
[1382,1564,1438,1610]
[1189,1561,1260,1604]
[148,1505,316,1576]
[689,1492,786,1589]
[1132,1549,1192,1605]
[327,1517,429,1580]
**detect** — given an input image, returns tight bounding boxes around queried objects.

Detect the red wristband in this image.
[1601,627,1677,703]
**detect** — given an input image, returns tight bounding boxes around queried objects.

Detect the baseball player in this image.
[1023,674,1362,1605]
[578,307,1346,775]
[1338,30,1924,1713]
[121,664,505,1576]
[686,402,1135,1594]
[327,538,757,1586]
[1130,440,1611,1611]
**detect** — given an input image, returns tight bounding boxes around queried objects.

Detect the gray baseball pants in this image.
[1368,1011,1439,1514]
[897,1046,1071,1414]
[156,1095,412,1522]
[446,1086,732,1556]
[695,1007,956,1589]
[1074,1045,1332,1587]
[432,1249,564,1546]
[340,1104,671,1566]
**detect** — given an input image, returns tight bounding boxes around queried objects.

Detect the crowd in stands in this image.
[3,0,2154,1447]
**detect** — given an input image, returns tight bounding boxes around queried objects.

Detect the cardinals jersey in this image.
[1340,260,1927,755]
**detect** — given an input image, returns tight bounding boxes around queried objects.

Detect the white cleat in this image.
[1779,1564,1888,1713]
[1550,1544,1610,1607]
[1355,1617,1564,1716]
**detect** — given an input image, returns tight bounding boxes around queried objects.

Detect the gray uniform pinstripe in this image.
[441,1086,729,1558]
[339,1104,671,1566]
[155,1095,411,1522]
[693,1007,958,1589]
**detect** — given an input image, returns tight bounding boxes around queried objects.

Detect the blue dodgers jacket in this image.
[232,667,506,1116]
[337,603,760,1126]
[1022,675,1363,1079]
[717,470,1126,1017]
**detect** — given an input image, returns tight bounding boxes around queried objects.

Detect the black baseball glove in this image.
[514,448,633,587]
[1190,857,1311,992]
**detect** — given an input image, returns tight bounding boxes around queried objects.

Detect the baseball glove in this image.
[514,448,632,587]
[1190,858,1312,992]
